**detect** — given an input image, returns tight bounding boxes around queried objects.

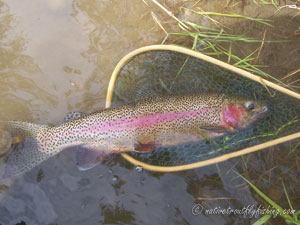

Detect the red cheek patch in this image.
[219,104,244,128]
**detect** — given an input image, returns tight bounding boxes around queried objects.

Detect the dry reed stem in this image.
[296,156,300,174]
[151,11,168,34]
[150,0,190,30]
[196,197,235,200]
[194,6,225,28]
[256,166,277,183]
[192,0,204,8]
[288,77,300,85]
[281,67,300,80]
[252,28,267,65]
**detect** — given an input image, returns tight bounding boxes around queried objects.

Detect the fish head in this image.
[220,96,268,131]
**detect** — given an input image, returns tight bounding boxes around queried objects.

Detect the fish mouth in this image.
[251,106,268,119]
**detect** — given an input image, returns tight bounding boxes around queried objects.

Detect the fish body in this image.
[0,93,268,178]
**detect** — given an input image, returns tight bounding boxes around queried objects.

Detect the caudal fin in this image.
[0,121,51,179]
[0,120,49,138]
[1,138,51,178]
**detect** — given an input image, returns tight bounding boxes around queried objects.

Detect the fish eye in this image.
[245,101,255,110]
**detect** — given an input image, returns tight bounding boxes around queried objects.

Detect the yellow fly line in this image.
[106,45,300,172]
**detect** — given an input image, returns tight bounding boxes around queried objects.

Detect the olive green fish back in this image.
[108,46,300,168]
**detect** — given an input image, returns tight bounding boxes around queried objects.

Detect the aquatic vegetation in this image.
[140,2,300,224]
[255,0,280,9]
[236,172,300,225]
[145,0,300,90]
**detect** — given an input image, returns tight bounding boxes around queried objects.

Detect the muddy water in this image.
[0,0,300,225]
[0,0,163,123]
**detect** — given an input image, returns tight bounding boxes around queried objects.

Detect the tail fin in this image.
[0,121,51,179]
[1,138,51,178]
[0,120,49,138]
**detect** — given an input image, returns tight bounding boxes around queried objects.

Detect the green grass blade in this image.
[161,33,169,44]
[181,7,273,26]
[281,179,294,213]
[288,140,300,155]
[180,20,220,32]
[259,0,279,9]
[235,172,295,222]
[204,40,219,53]
[192,34,199,50]
[227,42,232,63]
[286,219,300,225]
[214,44,293,89]
[252,214,272,225]
[168,32,291,43]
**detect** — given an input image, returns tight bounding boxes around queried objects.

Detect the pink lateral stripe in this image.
[88,108,217,133]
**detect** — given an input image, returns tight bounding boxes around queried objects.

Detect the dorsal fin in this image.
[64,111,87,122]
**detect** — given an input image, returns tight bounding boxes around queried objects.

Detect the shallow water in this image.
[0,0,300,225]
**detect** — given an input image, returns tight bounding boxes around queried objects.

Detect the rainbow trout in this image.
[0,94,268,178]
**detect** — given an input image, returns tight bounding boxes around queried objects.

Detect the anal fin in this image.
[75,144,109,171]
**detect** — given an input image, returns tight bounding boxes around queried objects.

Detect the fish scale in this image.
[0,93,267,178]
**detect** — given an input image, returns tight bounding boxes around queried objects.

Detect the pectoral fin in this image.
[199,126,228,133]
